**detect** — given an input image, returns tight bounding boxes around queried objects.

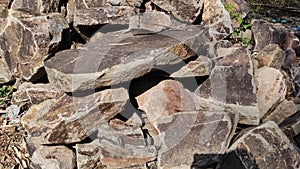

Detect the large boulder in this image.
[45,24,211,92]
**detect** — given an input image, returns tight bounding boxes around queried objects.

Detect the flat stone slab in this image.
[219,121,300,169]
[45,25,210,92]
[21,88,128,144]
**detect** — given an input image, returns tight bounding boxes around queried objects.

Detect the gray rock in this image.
[252,20,288,51]
[195,47,259,125]
[107,0,143,7]
[254,44,285,69]
[0,12,69,81]
[45,25,210,92]
[202,0,233,40]
[171,55,212,78]
[21,88,128,144]
[262,99,297,124]
[76,122,157,169]
[222,0,250,28]
[31,145,76,169]
[255,67,286,119]
[129,11,172,34]
[150,0,203,23]
[219,121,300,169]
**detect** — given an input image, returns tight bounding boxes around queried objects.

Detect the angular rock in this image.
[151,0,203,23]
[21,88,128,144]
[252,20,288,51]
[156,111,238,168]
[135,80,239,167]
[31,145,76,169]
[0,0,9,18]
[195,47,259,125]
[255,67,286,119]
[45,25,211,92]
[219,121,300,169]
[0,55,13,84]
[11,0,60,14]
[71,0,136,26]
[136,80,211,124]
[202,0,233,40]
[12,82,64,107]
[171,55,212,78]
[280,111,300,144]
[262,99,297,124]
[77,122,157,169]
[129,11,172,35]
[254,44,285,69]
[0,13,69,81]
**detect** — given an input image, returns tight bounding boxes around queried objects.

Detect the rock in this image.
[202,0,233,40]
[171,55,212,78]
[280,111,300,145]
[150,0,203,23]
[252,20,288,51]
[0,0,9,18]
[284,32,299,50]
[0,13,69,81]
[218,121,300,169]
[21,88,128,144]
[12,82,64,107]
[71,0,136,26]
[136,80,211,124]
[45,25,211,92]
[254,44,285,69]
[11,0,60,14]
[31,145,76,169]
[195,47,259,125]
[129,11,172,35]
[255,67,286,119]
[0,56,13,84]
[135,80,239,168]
[76,122,157,169]
[262,99,297,124]
[296,45,300,56]
[107,0,143,7]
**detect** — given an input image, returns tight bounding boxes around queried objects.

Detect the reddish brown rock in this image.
[219,121,300,169]
[21,88,128,144]
[31,145,76,169]
[11,0,60,14]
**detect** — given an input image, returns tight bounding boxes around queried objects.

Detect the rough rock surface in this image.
[12,82,64,107]
[45,25,210,92]
[11,0,60,14]
[262,99,297,124]
[202,0,233,40]
[0,12,69,81]
[254,44,285,69]
[171,55,212,78]
[31,145,76,169]
[195,47,259,125]
[21,88,128,144]
[136,80,239,168]
[150,0,203,23]
[219,121,300,169]
[255,67,286,119]
[129,11,172,34]
[252,20,288,51]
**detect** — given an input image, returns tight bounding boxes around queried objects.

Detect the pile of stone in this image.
[0,0,300,168]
